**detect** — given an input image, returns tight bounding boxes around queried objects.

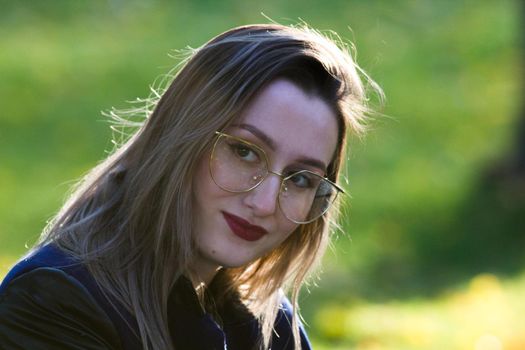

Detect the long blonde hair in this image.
[37,24,381,349]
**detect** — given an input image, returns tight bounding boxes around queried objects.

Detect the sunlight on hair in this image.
[23,21,383,350]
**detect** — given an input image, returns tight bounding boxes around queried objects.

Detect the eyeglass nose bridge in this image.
[248,169,293,221]
[250,168,288,191]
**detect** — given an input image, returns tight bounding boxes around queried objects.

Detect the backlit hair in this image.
[37,23,382,349]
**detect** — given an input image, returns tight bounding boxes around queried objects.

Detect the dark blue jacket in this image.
[0,245,312,349]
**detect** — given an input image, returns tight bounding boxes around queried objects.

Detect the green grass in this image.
[310,272,525,349]
[1,1,523,348]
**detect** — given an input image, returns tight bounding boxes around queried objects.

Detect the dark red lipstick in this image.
[222,212,268,242]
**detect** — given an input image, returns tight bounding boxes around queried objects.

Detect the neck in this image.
[188,256,222,289]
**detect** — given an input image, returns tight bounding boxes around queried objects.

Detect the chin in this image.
[217,253,257,269]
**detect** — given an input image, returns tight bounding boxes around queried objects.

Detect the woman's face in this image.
[192,79,338,276]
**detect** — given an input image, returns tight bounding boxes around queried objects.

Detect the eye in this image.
[228,142,260,163]
[288,172,315,189]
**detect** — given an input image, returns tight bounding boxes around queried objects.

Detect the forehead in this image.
[235,79,339,167]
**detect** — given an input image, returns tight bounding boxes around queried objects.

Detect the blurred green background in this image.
[1,1,523,349]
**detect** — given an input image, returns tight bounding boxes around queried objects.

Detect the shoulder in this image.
[0,267,122,349]
[1,266,105,314]
[0,244,79,293]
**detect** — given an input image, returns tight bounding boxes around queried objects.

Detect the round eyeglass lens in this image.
[210,134,268,192]
[279,171,338,223]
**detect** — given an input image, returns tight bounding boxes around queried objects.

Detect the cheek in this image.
[194,152,210,186]
[192,151,234,213]
[268,223,301,257]
[279,221,300,241]
[193,151,217,197]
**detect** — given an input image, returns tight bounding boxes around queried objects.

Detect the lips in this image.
[222,212,268,242]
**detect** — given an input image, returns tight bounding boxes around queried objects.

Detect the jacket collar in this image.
[168,272,261,350]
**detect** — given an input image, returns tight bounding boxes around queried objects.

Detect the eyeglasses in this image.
[209,131,345,224]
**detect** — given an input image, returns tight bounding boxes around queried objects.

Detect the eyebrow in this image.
[232,123,328,173]
[294,158,328,174]
[234,123,276,151]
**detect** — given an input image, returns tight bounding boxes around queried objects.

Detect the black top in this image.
[0,245,312,349]
[0,267,122,349]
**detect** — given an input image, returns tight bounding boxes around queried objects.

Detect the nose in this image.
[243,173,281,217]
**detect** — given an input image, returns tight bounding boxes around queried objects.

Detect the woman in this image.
[0,24,380,349]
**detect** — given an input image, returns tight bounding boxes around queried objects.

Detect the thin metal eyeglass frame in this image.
[208,131,346,224]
